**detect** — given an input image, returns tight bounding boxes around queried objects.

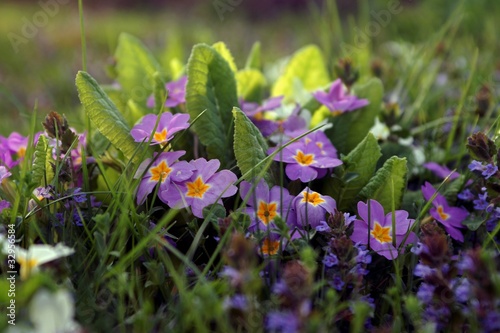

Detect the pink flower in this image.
[313,79,369,115]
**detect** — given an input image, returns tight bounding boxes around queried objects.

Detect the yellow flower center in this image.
[437,205,450,221]
[153,129,168,145]
[18,257,38,280]
[253,112,264,121]
[260,238,280,256]
[18,147,26,158]
[256,201,278,225]
[150,161,172,183]
[332,110,343,116]
[301,191,325,206]
[186,176,211,199]
[370,222,392,244]
[294,150,315,166]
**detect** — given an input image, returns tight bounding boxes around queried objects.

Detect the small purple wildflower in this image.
[421,182,468,242]
[130,112,190,147]
[416,282,435,303]
[330,275,345,291]
[0,200,10,213]
[266,311,299,333]
[469,160,499,179]
[315,221,331,233]
[313,78,369,115]
[457,189,475,201]
[322,253,339,268]
[344,212,357,226]
[473,191,489,211]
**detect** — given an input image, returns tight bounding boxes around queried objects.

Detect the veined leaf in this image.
[186,44,238,167]
[271,45,329,102]
[76,71,145,165]
[213,41,238,73]
[32,135,48,187]
[326,77,383,155]
[115,33,162,118]
[358,156,408,212]
[236,69,267,102]
[245,41,261,70]
[233,107,273,184]
[323,133,381,211]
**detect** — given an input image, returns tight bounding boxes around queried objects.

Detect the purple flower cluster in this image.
[468,160,498,179]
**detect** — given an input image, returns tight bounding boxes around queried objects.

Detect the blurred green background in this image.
[1,0,499,135]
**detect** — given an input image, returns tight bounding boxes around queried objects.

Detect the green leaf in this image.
[212,41,237,73]
[233,107,273,183]
[245,41,261,70]
[322,133,381,211]
[236,69,267,102]
[186,44,239,167]
[115,33,162,118]
[358,156,408,212]
[271,45,330,102]
[326,77,383,155]
[32,135,48,187]
[76,71,145,165]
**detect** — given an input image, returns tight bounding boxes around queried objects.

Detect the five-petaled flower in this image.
[293,187,336,229]
[313,78,369,116]
[350,199,417,260]
[269,139,342,182]
[147,76,187,109]
[16,243,75,280]
[161,158,237,218]
[239,179,295,231]
[130,112,190,147]
[421,182,469,242]
[134,151,194,205]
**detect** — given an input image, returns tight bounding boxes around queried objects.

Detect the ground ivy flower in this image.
[147,76,187,108]
[239,179,295,230]
[468,160,498,179]
[350,199,416,260]
[130,112,190,147]
[160,158,237,218]
[269,140,342,182]
[313,78,369,115]
[293,187,336,229]
[16,243,75,280]
[421,182,468,242]
[134,151,194,205]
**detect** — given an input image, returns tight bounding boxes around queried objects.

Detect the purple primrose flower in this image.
[160,158,237,218]
[350,199,417,260]
[239,179,295,231]
[134,151,194,205]
[421,182,468,242]
[423,162,459,181]
[130,112,190,147]
[313,79,369,115]
[293,187,336,229]
[147,76,187,108]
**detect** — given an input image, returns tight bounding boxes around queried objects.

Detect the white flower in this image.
[29,289,80,333]
[16,243,74,280]
[369,117,390,141]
